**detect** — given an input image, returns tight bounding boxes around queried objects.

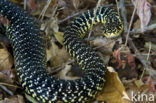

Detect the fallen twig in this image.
[130,23,156,34]
[42,4,58,32]
[58,12,80,24]
[87,0,103,41]
[38,0,52,21]
[119,0,128,31]
[125,0,138,46]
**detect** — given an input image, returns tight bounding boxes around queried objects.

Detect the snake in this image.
[0,0,123,103]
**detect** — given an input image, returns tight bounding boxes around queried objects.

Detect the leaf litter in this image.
[0,0,156,103]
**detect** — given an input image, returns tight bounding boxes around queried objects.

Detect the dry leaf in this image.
[143,76,156,92]
[145,42,156,51]
[0,95,24,103]
[132,0,152,32]
[125,79,156,103]
[96,67,131,103]
[0,48,13,71]
[93,38,115,54]
[17,95,25,103]
[0,71,18,95]
[127,52,136,67]
[47,39,69,67]
[50,0,58,6]
[58,0,66,8]
[93,38,117,65]
[0,72,14,84]
[57,64,80,80]
[54,32,64,45]
[112,50,122,69]
[72,0,81,10]
[26,0,36,10]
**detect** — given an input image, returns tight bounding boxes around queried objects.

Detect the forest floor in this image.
[0,0,156,103]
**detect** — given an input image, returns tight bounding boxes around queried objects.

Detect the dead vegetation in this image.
[0,0,156,103]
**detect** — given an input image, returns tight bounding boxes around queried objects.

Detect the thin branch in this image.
[24,0,26,10]
[115,0,120,13]
[125,0,138,46]
[0,82,21,89]
[58,12,80,24]
[119,0,128,31]
[129,23,156,34]
[38,0,52,21]
[0,85,13,96]
[87,0,103,42]
[147,42,151,60]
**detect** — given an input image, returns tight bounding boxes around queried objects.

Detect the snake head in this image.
[101,13,123,38]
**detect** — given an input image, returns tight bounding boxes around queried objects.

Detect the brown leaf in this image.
[58,0,66,8]
[132,0,152,32]
[26,0,36,10]
[47,39,69,68]
[96,67,131,103]
[112,50,122,69]
[57,64,80,80]
[53,32,64,45]
[0,71,17,94]
[127,52,136,67]
[50,0,58,6]
[0,71,14,84]
[143,76,156,92]
[0,95,24,103]
[72,0,81,10]
[0,48,13,71]
[125,79,156,103]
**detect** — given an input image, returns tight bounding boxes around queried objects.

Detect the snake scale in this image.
[0,0,123,103]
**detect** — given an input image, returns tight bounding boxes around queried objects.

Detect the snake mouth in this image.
[103,30,123,38]
[102,32,120,38]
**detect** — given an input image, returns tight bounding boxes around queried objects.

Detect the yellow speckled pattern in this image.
[0,0,123,103]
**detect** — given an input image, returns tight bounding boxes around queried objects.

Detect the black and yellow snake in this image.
[0,0,123,103]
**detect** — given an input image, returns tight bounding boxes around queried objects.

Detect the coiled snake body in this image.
[0,0,123,103]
